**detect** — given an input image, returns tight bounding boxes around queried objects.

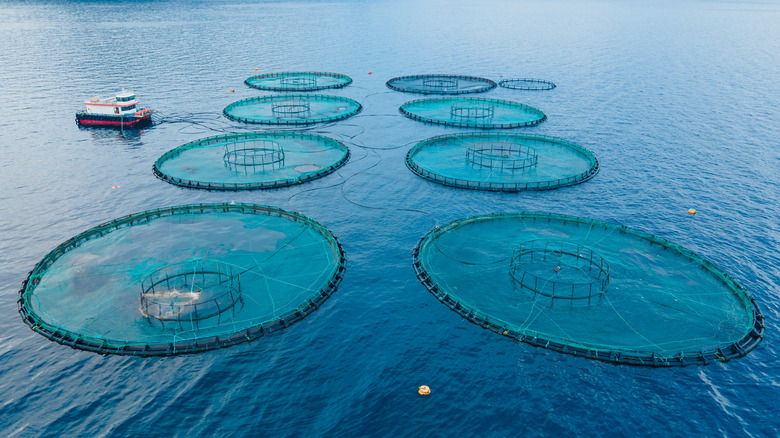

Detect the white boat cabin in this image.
[83,90,140,116]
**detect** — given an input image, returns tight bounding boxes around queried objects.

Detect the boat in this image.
[75,90,153,128]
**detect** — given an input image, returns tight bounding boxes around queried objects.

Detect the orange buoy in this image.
[418,385,431,396]
[368,71,372,75]
[111,186,120,189]
[230,89,234,92]
[255,67,259,71]
[688,209,696,215]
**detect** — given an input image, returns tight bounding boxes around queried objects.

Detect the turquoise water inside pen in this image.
[0,0,779,436]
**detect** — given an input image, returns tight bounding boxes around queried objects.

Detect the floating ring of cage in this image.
[140,260,242,322]
[153,132,349,191]
[499,78,556,91]
[450,102,495,121]
[465,141,539,170]
[223,139,285,171]
[245,72,352,91]
[510,240,610,300]
[399,97,546,129]
[386,74,496,95]
[271,99,311,117]
[412,212,764,366]
[17,203,346,356]
[406,133,598,191]
[223,94,361,125]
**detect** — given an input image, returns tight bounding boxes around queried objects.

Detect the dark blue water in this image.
[1,1,779,436]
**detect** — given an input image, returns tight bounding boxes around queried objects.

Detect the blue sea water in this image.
[1,0,779,436]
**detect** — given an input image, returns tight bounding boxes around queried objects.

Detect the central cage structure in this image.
[450,102,495,122]
[140,260,242,325]
[465,141,539,171]
[271,99,311,118]
[422,78,459,92]
[510,240,610,301]
[280,75,317,88]
[223,138,286,173]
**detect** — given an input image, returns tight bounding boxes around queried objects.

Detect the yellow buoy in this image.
[688,209,696,215]
[418,385,431,396]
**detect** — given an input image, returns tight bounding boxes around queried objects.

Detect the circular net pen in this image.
[386,74,497,95]
[245,72,352,91]
[406,133,598,191]
[499,78,556,91]
[224,94,361,125]
[400,97,546,129]
[412,212,764,367]
[17,203,346,356]
[153,132,349,191]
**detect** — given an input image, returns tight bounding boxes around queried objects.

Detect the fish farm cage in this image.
[399,97,546,129]
[18,203,346,356]
[245,72,352,91]
[412,212,764,367]
[223,94,362,125]
[498,78,556,91]
[386,74,497,95]
[153,132,350,191]
[405,133,598,191]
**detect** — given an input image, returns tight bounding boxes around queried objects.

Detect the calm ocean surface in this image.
[1,0,779,436]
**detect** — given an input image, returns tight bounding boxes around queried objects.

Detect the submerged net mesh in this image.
[499,78,556,91]
[154,132,349,191]
[412,212,764,366]
[406,133,598,191]
[17,203,346,356]
[400,97,546,129]
[386,74,497,95]
[245,72,352,91]
[224,94,361,125]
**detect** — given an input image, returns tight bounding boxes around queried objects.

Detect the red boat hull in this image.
[76,111,153,128]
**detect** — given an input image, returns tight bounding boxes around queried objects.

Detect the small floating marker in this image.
[368,71,372,75]
[418,385,431,396]
[230,89,234,93]
[111,186,120,189]
[255,67,259,71]
[688,209,697,215]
